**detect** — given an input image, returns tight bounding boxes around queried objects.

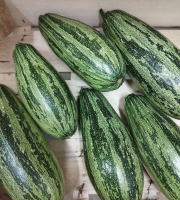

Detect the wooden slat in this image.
[47,136,168,200]
[0,28,71,73]
[1,26,180,74]
[0,26,179,199]
[0,0,16,40]
[5,0,180,27]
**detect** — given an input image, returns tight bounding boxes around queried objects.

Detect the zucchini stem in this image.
[99,9,106,19]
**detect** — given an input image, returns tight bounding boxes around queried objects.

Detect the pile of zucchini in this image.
[0,8,180,200]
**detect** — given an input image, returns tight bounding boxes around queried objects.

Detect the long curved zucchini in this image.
[79,88,143,200]
[38,13,126,92]
[100,9,180,119]
[0,84,65,200]
[125,94,180,200]
[13,43,78,139]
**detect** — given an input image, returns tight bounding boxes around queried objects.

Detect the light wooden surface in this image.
[1,1,180,199]
[1,25,180,200]
[0,0,16,40]
[5,0,180,27]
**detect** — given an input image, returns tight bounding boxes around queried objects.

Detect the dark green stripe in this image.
[13,43,78,139]
[0,85,64,200]
[125,94,180,200]
[79,88,143,200]
[101,9,180,118]
[45,13,121,74]
[38,13,125,91]
[39,17,120,79]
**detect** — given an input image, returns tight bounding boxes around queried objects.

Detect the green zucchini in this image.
[125,94,180,200]
[13,43,78,139]
[38,13,126,92]
[79,88,143,200]
[0,84,65,200]
[100,9,180,119]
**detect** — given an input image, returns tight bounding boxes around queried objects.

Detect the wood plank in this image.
[47,137,168,200]
[5,0,180,27]
[0,26,179,199]
[1,27,180,74]
[0,0,16,40]
[0,28,72,73]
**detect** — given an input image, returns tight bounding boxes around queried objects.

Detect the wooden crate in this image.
[0,0,180,199]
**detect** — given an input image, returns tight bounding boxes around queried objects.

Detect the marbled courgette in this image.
[100,9,180,119]
[125,94,180,200]
[0,84,65,200]
[79,88,143,200]
[13,43,78,139]
[38,13,126,92]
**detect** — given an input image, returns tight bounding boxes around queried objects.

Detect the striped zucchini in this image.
[100,9,180,119]
[13,43,78,139]
[38,13,126,92]
[0,84,65,200]
[79,88,143,200]
[125,94,180,200]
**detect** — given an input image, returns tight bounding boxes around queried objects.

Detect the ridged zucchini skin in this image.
[0,84,65,200]
[13,43,78,139]
[79,88,143,200]
[100,9,180,119]
[38,13,126,92]
[125,94,180,200]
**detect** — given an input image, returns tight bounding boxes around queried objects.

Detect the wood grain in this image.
[1,1,179,199]
[5,0,180,27]
[0,0,16,40]
[0,26,176,199]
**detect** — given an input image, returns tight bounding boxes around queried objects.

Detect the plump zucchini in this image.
[79,88,143,200]
[13,43,78,139]
[125,94,180,200]
[100,9,180,119]
[0,84,65,200]
[38,13,126,92]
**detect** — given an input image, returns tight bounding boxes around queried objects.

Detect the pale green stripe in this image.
[15,47,74,137]
[47,14,121,75]
[107,13,180,116]
[40,16,121,81]
[82,91,143,199]
[0,87,64,200]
